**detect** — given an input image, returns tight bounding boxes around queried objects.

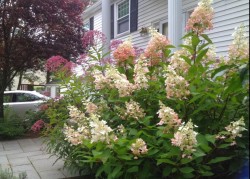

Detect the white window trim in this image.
[151,19,168,36]
[182,8,194,36]
[160,20,168,36]
[114,0,130,38]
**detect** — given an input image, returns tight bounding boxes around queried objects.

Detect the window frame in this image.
[151,19,168,36]
[115,0,130,37]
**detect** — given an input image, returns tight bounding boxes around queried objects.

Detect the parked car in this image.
[3,90,50,117]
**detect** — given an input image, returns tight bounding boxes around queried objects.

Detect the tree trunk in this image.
[17,71,23,90]
[0,91,4,121]
[46,71,51,83]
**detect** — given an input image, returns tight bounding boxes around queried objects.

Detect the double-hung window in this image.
[117,0,130,35]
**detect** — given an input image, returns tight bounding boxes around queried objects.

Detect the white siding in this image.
[94,12,102,32]
[84,0,249,56]
[183,0,249,55]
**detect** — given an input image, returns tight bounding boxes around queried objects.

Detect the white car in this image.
[3,90,50,116]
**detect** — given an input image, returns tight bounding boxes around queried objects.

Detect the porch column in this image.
[102,0,111,57]
[168,0,182,50]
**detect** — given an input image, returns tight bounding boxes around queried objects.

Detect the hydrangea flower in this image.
[186,0,214,34]
[224,117,247,146]
[165,66,190,99]
[89,115,113,144]
[171,120,198,159]
[145,28,171,66]
[229,24,249,60]
[131,138,148,159]
[125,100,145,120]
[157,101,182,131]
[113,40,136,65]
[134,55,149,90]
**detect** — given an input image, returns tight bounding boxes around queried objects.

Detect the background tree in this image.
[0,0,90,120]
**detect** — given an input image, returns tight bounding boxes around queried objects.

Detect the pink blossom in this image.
[113,41,136,65]
[82,30,106,49]
[45,56,68,72]
[186,0,214,34]
[39,104,49,111]
[145,30,171,66]
[31,120,45,133]
[110,39,124,51]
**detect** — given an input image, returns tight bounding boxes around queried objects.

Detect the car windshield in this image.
[14,93,42,102]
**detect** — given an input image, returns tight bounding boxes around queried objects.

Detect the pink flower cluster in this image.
[45,56,68,72]
[124,100,145,120]
[186,0,214,34]
[228,24,249,60]
[82,30,106,49]
[170,50,190,75]
[93,67,135,97]
[171,121,198,159]
[45,56,74,76]
[113,41,136,64]
[31,120,45,133]
[133,55,149,90]
[165,66,190,99]
[131,138,148,159]
[145,30,170,66]
[157,101,182,131]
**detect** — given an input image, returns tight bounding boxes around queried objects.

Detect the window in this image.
[4,94,13,103]
[152,20,168,36]
[14,93,41,102]
[111,0,138,38]
[83,22,90,31]
[116,0,130,35]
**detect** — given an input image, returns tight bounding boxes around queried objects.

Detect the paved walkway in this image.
[0,138,79,179]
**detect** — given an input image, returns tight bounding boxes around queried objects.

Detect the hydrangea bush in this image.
[45,0,249,178]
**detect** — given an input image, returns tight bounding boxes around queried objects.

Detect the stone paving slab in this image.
[0,138,78,179]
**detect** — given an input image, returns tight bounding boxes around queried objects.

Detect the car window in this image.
[4,93,13,103]
[15,93,41,102]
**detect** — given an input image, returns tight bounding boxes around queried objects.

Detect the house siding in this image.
[84,0,249,56]
[183,0,249,55]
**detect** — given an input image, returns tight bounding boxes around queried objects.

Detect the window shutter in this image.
[90,17,94,30]
[130,0,138,33]
[111,4,114,39]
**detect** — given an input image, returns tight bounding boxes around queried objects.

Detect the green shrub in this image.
[0,166,27,179]
[45,0,249,178]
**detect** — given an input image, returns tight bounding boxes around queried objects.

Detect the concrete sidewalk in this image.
[0,138,79,179]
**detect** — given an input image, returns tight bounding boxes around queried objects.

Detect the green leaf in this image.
[180,55,192,66]
[193,149,206,158]
[198,43,210,51]
[211,65,232,79]
[201,34,213,44]
[225,75,242,94]
[200,171,214,177]
[111,165,123,178]
[181,158,193,164]
[157,159,175,166]
[163,166,173,177]
[179,45,194,53]
[127,166,139,173]
[218,143,231,149]
[179,167,195,174]
[182,32,193,39]
[118,155,133,161]
[192,35,200,48]
[207,157,233,164]
[196,48,209,63]
[205,134,216,145]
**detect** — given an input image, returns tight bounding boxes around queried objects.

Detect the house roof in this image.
[84,0,102,18]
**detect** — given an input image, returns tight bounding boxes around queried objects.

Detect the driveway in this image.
[0,138,79,179]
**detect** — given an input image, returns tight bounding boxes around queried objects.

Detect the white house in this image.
[83,0,249,55]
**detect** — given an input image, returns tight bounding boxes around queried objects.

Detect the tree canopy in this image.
[0,0,90,119]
